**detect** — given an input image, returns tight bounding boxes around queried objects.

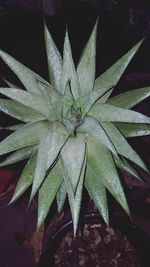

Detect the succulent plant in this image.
[0,20,150,236]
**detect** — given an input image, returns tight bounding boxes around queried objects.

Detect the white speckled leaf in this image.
[85,165,109,224]
[0,120,50,156]
[87,135,129,215]
[44,23,62,91]
[77,20,98,95]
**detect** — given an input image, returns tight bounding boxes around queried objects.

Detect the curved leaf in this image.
[87,135,129,215]
[0,120,50,156]
[0,145,37,167]
[0,99,45,123]
[85,165,109,224]
[77,19,98,95]
[89,103,150,124]
[108,87,150,108]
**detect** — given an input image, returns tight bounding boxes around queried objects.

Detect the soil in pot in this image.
[54,223,139,267]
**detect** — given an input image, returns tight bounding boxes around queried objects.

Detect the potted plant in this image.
[0,19,150,266]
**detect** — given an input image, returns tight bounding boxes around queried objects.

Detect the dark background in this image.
[0,0,150,124]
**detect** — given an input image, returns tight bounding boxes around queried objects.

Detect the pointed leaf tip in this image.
[37,162,62,230]
[60,28,81,100]
[44,22,62,91]
[94,38,144,93]
[77,18,98,95]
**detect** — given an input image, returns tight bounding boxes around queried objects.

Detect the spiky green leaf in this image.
[114,156,141,180]
[61,148,86,236]
[61,82,74,118]
[77,20,97,95]
[85,165,109,224]
[10,152,37,204]
[77,116,118,158]
[102,123,149,172]
[56,181,67,213]
[0,145,37,167]
[77,87,111,117]
[61,134,86,192]
[0,99,45,122]
[60,29,81,99]
[90,103,150,124]
[115,122,150,137]
[87,135,129,214]
[0,49,50,94]
[30,122,69,201]
[1,77,19,88]
[37,81,62,120]
[37,162,62,229]
[0,120,50,156]
[0,88,53,120]
[44,23,62,91]
[108,87,150,108]
[98,88,113,104]
[93,39,143,92]
[3,124,25,131]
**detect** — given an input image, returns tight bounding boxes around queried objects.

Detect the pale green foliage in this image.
[0,21,149,236]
